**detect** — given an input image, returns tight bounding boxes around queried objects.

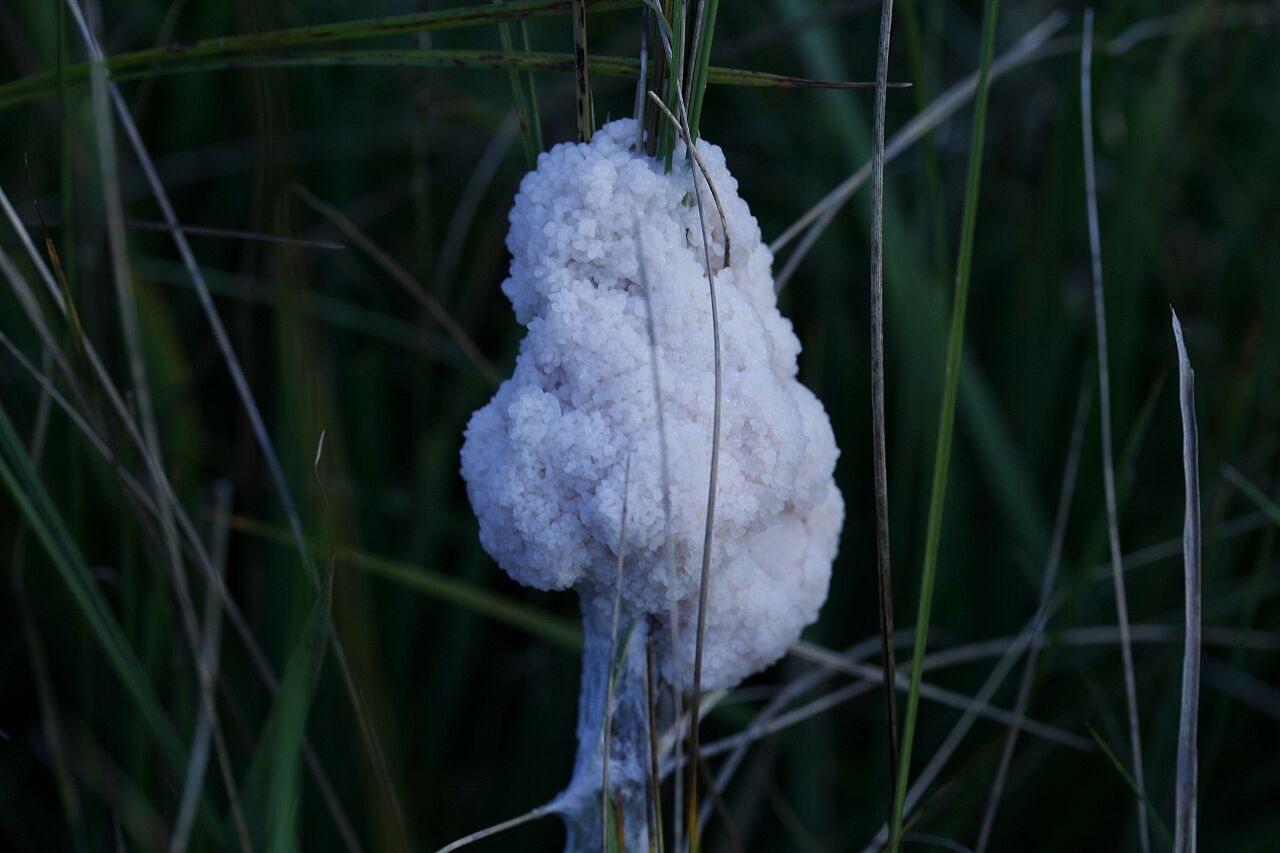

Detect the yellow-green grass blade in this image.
[888,0,1001,848]
[239,563,335,850]
[0,0,639,104]
[230,516,583,651]
[0,399,226,843]
[0,49,887,111]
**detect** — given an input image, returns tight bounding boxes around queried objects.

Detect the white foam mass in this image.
[460,118,844,691]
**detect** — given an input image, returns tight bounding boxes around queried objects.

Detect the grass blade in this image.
[240,564,334,849]
[496,1,539,169]
[1082,11,1149,851]
[685,0,721,140]
[868,0,901,815]
[0,48,897,111]
[0,0,641,108]
[1171,310,1201,853]
[887,0,1001,849]
[229,515,582,650]
[0,399,189,783]
[291,183,499,387]
[975,379,1092,851]
[571,0,595,141]
[1087,726,1174,850]
[770,12,1068,272]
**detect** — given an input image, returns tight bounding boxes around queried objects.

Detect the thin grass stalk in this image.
[602,456,633,851]
[769,12,1068,270]
[696,754,742,853]
[641,43,726,853]
[57,0,74,292]
[868,0,900,814]
[659,0,685,169]
[789,642,1091,750]
[703,641,881,819]
[520,21,544,151]
[634,2,651,149]
[634,214,683,852]
[87,5,251,844]
[685,0,720,140]
[496,3,538,169]
[645,629,664,853]
[697,616,1280,770]
[1087,727,1174,849]
[0,250,363,848]
[772,5,1254,260]
[434,804,556,853]
[864,617,1043,851]
[1220,466,1280,526]
[684,124,721,853]
[1081,11,1149,851]
[1171,310,1201,853]
[432,115,520,307]
[170,483,242,853]
[70,6,392,834]
[9,362,88,851]
[0,49,892,112]
[3,0,641,105]
[571,0,595,141]
[647,93,730,258]
[887,0,1001,849]
[975,379,1092,852]
[48,10,373,841]
[681,0,702,105]
[639,34,726,845]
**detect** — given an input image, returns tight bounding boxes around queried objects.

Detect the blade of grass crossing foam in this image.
[887,0,1001,849]
[1172,310,1201,853]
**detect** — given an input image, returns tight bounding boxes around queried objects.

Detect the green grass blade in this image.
[0,400,187,773]
[240,566,334,850]
[887,0,1001,849]
[1087,726,1174,850]
[56,0,74,291]
[520,20,544,153]
[660,0,686,170]
[0,0,639,106]
[0,46,890,111]
[685,0,720,140]
[0,49,885,112]
[1221,465,1280,527]
[496,1,538,169]
[230,516,583,651]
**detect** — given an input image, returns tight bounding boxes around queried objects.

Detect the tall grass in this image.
[1,1,1277,851]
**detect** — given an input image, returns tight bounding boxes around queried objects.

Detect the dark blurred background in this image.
[1,1,1277,850]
